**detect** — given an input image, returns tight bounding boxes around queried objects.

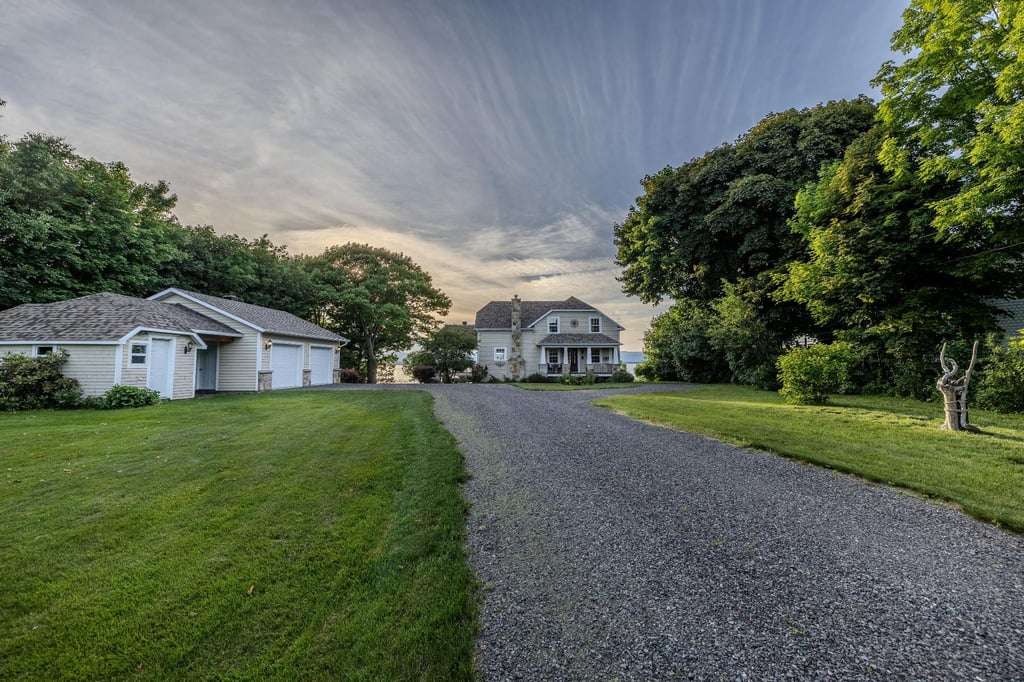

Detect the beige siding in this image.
[533,312,619,338]
[477,330,512,379]
[120,332,197,399]
[1,345,34,357]
[63,345,119,396]
[173,337,197,400]
[157,292,258,391]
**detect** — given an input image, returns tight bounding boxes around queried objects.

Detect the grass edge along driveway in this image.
[0,390,476,681]
[595,384,1024,533]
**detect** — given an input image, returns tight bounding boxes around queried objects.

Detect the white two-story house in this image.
[474,296,624,380]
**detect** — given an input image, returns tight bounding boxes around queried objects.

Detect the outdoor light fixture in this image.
[183,341,195,354]
[264,338,273,350]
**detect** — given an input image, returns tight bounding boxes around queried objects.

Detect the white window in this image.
[591,349,601,364]
[547,349,560,364]
[494,347,507,362]
[130,343,148,365]
[34,346,54,357]
[548,317,559,333]
[590,317,601,333]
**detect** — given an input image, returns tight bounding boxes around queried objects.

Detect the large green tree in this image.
[873,0,1024,291]
[783,128,1003,396]
[617,98,877,383]
[304,243,450,383]
[614,97,877,306]
[406,324,477,383]
[0,134,181,309]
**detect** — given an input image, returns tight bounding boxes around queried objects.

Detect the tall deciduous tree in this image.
[0,133,180,309]
[782,128,1003,396]
[304,243,450,383]
[614,97,877,306]
[406,324,477,383]
[873,0,1024,291]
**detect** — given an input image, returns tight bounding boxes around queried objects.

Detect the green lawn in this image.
[595,384,1024,533]
[514,381,655,391]
[0,391,476,681]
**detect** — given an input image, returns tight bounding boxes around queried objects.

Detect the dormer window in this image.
[548,317,559,333]
[590,317,601,333]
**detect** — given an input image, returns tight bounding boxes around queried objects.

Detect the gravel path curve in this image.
[424,383,1024,680]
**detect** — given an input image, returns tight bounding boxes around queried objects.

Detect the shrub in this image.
[470,364,489,383]
[610,369,634,383]
[338,368,361,383]
[975,336,1024,413]
[93,385,162,409]
[777,342,856,405]
[411,365,437,383]
[559,373,594,386]
[524,373,551,383]
[0,350,83,411]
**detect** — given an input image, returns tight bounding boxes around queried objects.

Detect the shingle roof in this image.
[154,289,345,342]
[0,293,240,342]
[995,298,1024,338]
[536,333,621,346]
[475,296,598,329]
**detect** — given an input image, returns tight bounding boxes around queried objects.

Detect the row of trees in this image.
[0,107,452,382]
[618,1,1024,399]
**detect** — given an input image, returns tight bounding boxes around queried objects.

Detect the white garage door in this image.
[270,343,303,389]
[310,346,334,385]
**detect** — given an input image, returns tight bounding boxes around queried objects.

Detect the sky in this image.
[1,0,908,348]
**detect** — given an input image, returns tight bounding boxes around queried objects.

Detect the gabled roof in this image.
[475,296,622,330]
[149,289,346,343]
[0,293,240,343]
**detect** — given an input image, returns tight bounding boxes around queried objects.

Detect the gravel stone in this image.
[421,383,1024,681]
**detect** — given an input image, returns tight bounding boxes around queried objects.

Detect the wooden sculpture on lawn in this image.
[936,341,980,433]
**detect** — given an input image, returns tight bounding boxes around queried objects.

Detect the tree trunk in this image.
[365,334,377,384]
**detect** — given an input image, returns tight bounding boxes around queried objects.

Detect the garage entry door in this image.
[310,346,334,385]
[271,343,303,389]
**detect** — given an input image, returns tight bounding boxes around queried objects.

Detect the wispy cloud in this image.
[1,0,906,346]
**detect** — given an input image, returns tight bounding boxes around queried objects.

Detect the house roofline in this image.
[0,339,121,346]
[524,308,625,331]
[117,326,208,349]
[148,288,265,333]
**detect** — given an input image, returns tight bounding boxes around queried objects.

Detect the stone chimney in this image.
[510,295,523,379]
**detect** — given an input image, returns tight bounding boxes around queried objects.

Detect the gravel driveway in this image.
[425,383,1024,680]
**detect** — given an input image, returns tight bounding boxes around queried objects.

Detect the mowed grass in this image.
[0,391,476,681]
[595,385,1024,533]
[514,382,653,391]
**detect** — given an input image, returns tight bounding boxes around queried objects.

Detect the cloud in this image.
[1,0,907,349]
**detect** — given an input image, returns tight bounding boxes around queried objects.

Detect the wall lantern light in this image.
[183,341,195,354]
[264,338,273,350]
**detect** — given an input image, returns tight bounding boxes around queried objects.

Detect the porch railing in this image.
[541,363,618,376]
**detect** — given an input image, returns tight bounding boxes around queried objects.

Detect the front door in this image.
[568,348,579,373]
[196,342,218,391]
[148,338,174,398]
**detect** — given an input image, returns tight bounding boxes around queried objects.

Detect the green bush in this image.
[610,369,634,383]
[777,342,856,405]
[91,385,162,409]
[0,350,83,411]
[524,373,552,383]
[975,336,1024,413]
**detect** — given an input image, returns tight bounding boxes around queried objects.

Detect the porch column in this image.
[540,345,546,374]
[586,346,591,371]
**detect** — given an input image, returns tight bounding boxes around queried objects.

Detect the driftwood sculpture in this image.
[936,341,980,433]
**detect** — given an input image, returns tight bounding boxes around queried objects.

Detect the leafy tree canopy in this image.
[304,243,451,383]
[874,0,1024,258]
[614,97,877,305]
[406,324,477,383]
